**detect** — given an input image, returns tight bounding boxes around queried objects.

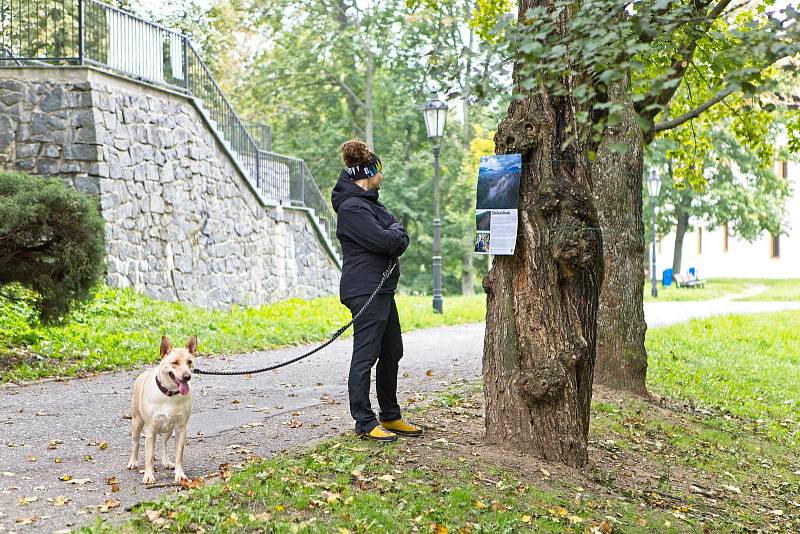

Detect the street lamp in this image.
[647,169,662,298]
[422,92,448,314]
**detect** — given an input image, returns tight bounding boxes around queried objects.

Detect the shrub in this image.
[0,171,105,320]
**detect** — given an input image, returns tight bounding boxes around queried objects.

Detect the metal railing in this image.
[0,0,338,256]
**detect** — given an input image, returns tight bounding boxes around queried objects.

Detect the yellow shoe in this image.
[381,419,422,437]
[360,426,398,442]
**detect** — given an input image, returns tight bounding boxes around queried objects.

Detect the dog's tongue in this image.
[178,380,189,396]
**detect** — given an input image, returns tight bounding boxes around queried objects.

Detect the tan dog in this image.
[127,335,196,484]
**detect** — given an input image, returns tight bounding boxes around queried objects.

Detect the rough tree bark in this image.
[482,1,605,468]
[592,83,648,395]
[672,173,692,275]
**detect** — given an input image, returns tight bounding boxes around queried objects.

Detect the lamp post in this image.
[647,169,662,298]
[422,92,448,314]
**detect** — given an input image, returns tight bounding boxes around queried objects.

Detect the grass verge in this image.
[81,311,800,533]
[0,285,485,383]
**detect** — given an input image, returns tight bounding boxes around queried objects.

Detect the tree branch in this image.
[635,0,734,119]
[653,86,735,133]
[329,75,366,108]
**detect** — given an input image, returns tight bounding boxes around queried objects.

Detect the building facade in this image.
[655,160,798,280]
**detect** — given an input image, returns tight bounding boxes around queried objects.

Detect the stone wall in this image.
[0,67,339,308]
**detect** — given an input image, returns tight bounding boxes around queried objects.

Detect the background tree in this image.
[646,123,791,275]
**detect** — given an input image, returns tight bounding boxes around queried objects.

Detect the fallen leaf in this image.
[285,420,303,428]
[377,474,395,482]
[59,475,72,482]
[769,510,784,516]
[322,490,340,504]
[67,478,92,485]
[432,525,448,534]
[473,500,486,509]
[52,496,69,507]
[180,478,205,490]
[98,499,121,513]
[275,503,285,512]
[254,512,272,521]
[144,509,167,526]
[54,458,62,464]
[26,456,37,463]
[540,467,551,477]
[98,441,109,450]
[721,484,741,494]
[426,370,434,377]
[18,496,38,505]
[521,514,531,523]
[15,515,36,525]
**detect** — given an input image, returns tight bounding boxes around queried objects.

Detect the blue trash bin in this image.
[662,268,673,287]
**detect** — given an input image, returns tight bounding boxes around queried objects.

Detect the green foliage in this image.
[0,285,485,382]
[469,0,800,144]
[0,172,105,321]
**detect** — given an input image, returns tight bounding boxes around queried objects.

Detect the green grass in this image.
[0,285,485,383]
[735,278,800,301]
[80,311,800,533]
[644,278,800,302]
[646,310,800,446]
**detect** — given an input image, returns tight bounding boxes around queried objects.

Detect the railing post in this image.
[78,0,85,65]
[182,37,189,92]
[255,149,261,190]
[300,162,306,206]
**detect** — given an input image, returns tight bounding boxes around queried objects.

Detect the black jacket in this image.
[331,170,409,301]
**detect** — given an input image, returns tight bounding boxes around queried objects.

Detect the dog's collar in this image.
[155,375,179,397]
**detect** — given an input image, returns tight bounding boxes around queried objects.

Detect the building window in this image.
[771,233,780,258]
[723,223,729,252]
[697,227,702,254]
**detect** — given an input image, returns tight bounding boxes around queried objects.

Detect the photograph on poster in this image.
[476,154,522,210]
[476,210,491,231]
[475,232,491,253]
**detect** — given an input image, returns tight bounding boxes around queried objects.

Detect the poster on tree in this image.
[474,154,522,255]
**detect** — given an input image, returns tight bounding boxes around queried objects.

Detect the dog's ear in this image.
[186,335,198,355]
[160,336,173,358]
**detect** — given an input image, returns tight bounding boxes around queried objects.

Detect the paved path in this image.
[1,299,799,532]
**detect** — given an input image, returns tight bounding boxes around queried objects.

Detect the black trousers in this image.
[342,292,403,434]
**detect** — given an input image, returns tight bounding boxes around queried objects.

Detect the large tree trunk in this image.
[592,83,648,396]
[483,8,604,465]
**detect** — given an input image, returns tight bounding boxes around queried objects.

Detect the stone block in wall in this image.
[65,143,100,160]
[74,175,100,195]
[35,158,60,174]
[39,87,66,112]
[15,142,39,159]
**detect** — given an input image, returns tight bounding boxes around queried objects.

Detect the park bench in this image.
[674,272,706,288]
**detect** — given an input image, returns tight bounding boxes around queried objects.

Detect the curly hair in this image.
[340,139,372,168]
